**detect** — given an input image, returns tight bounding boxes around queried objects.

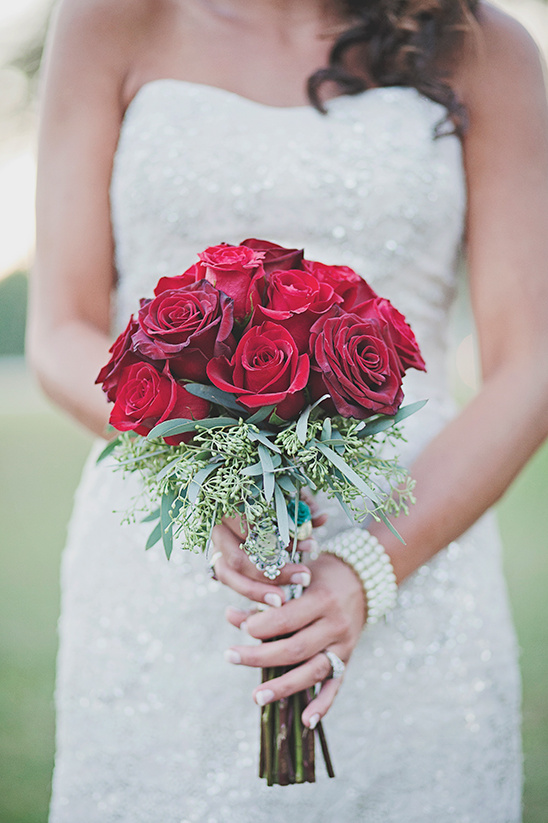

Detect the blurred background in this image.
[0,1,547,821]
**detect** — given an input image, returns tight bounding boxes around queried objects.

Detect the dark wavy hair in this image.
[308,0,480,133]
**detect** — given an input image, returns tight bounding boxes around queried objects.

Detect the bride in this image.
[28,0,548,820]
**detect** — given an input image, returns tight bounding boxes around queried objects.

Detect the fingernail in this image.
[224,649,241,664]
[308,713,320,730]
[255,689,275,706]
[239,621,249,634]
[226,606,247,619]
[264,593,282,608]
[290,572,311,587]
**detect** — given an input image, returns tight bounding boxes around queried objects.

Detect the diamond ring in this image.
[207,551,223,580]
[322,650,346,680]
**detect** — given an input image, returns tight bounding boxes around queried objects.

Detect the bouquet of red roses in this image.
[96,238,425,784]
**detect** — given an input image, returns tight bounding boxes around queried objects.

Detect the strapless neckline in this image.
[124,77,444,121]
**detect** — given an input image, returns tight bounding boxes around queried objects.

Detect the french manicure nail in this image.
[308,713,320,730]
[290,572,311,587]
[264,593,282,608]
[255,689,275,706]
[239,621,248,634]
[224,649,241,664]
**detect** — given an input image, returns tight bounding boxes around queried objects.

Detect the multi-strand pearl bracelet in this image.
[320,528,398,624]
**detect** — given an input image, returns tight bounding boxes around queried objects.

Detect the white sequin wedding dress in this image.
[49,81,522,823]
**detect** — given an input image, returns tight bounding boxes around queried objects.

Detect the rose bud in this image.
[109,362,210,444]
[254,269,342,352]
[240,238,304,273]
[353,297,426,373]
[207,320,309,420]
[198,243,266,322]
[131,280,235,382]
[309,311,404,419]
[303,259,377,310]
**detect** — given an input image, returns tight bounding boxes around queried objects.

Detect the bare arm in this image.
[27,0,144,436]
[220,5,548,722]
[372,4,548,582]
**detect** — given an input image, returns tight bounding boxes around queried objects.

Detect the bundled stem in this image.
[259,664,334,784]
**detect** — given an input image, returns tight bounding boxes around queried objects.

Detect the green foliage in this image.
[108,403,419,567]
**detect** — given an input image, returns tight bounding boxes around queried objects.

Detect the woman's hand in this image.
[224,553,366,728]
[209,500,328,606]
[209,517,318,606]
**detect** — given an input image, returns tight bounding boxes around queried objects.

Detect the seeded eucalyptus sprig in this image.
[97,383,425,563]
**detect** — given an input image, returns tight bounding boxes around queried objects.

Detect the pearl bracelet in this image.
[320,528,398,624]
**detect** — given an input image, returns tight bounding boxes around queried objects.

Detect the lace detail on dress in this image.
[49,81,522,823]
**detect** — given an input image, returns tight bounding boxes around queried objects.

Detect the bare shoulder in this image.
[43,0,176,92]
[457,2,546,117]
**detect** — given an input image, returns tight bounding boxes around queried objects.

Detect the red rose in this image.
[109,362,210,443]
[131,280,235,382]
[240,238,304,273]
[309,311,404,419]
[254,269,342,352]
[353,297,426,373]
[96,316,143,402]
[153,263,204,295]
[303,259,377,310]
[207,321,309,420]
[199,243,266,321]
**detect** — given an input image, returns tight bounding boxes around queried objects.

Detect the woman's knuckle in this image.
[312,655,329,682]
[335,612,352,638]
[287,636,306,661]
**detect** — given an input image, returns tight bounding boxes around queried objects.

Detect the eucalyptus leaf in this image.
[258,444,276,502]
[320,418,332,442]
[377,509,406,544]
[149,416,239,440]
[248,429,282,453]
[296,404,313,445]
[160,489,177,560]
[145,521,162,550]
[332,490,356,524]
[357,416,396,437]
[358,400,428,437]
[276,474,297,495]
[194,417,239,430]
[315,440,381,505]
[185,383,247,413]
[147,418,197,439]
[156,455,185,481]
[258,443,275,473]
[297,471,317,491]
[394,399,428,422]
[141,508,160,523]
[96,436,122,463]
[274,484,290,548]
[242,461,263,477]
[188,463,220,505]
[295,395,329,444]
[262,470,275,504]
[246,405,277,425]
